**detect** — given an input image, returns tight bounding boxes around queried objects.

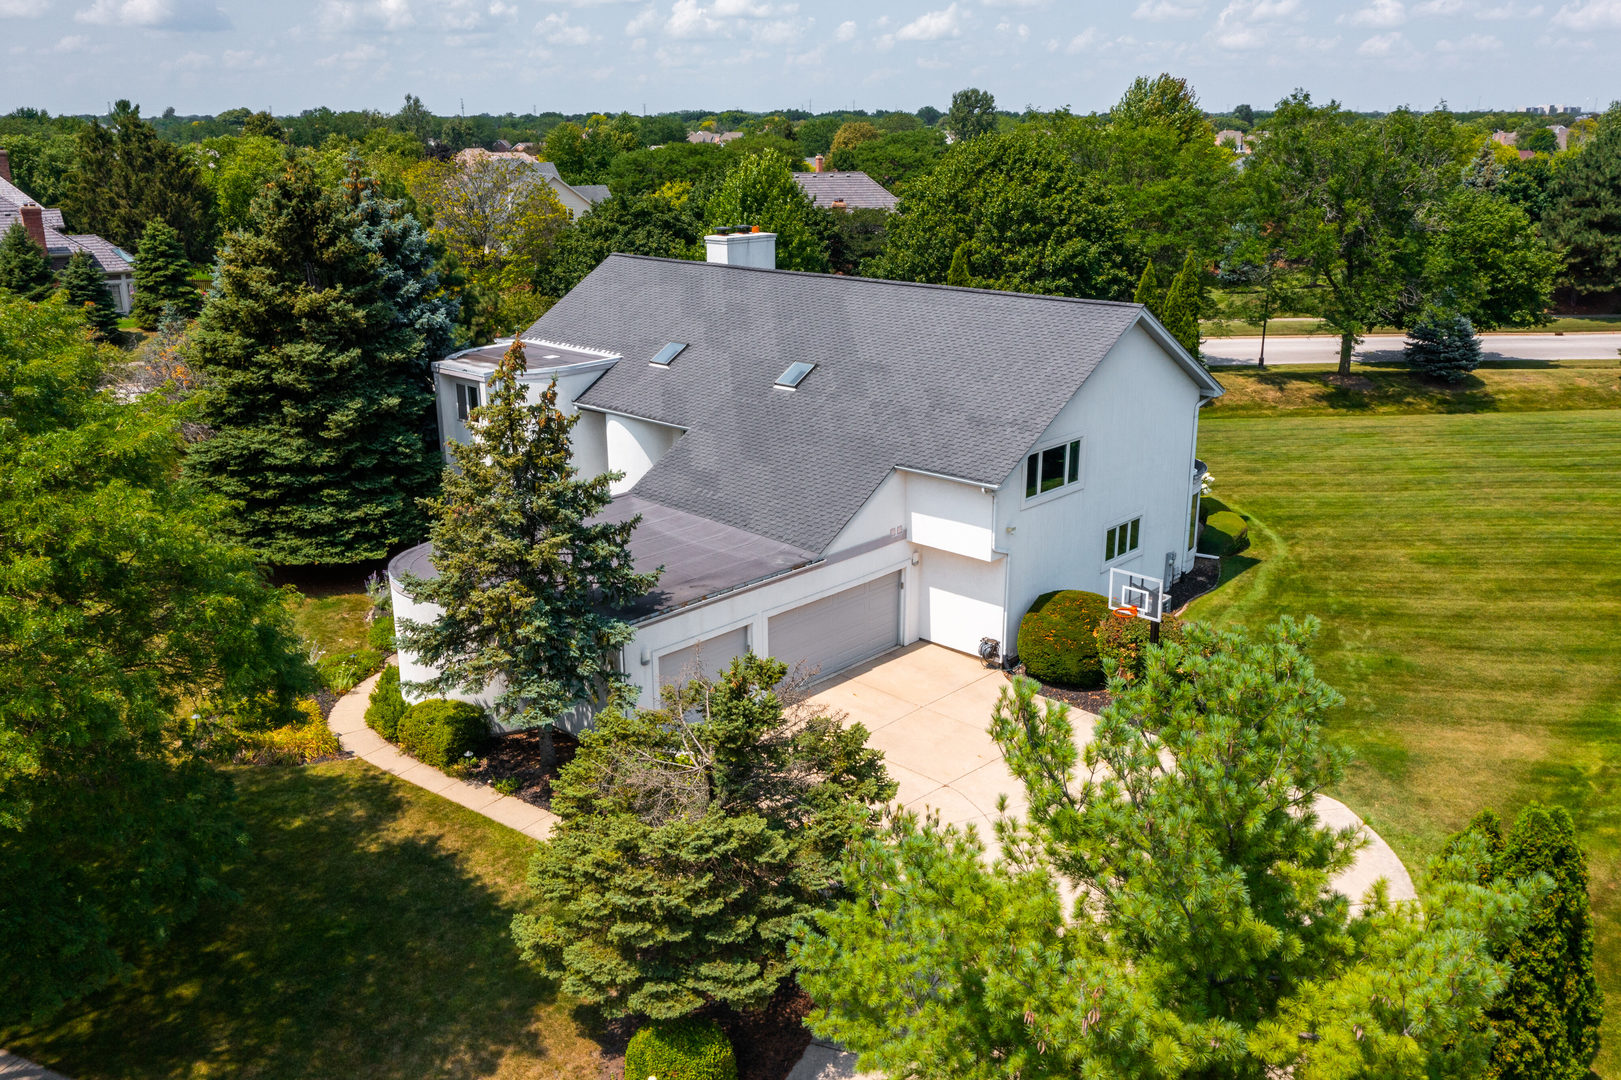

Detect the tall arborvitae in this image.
[0,220,56,302]
[1132,260,1163,317]
[57,249,121,339]
[398,339,658,769]
[130,220,199,330]
[1160,255,1202,360]
[186,159,443,565]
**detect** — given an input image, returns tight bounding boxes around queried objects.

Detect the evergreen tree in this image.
[57,249,120,339]
[946,242,976,287]
[1159,254,1202,359]
[0,294,311,1026]
[796,619,1539,1079]
[186,159,443,565]
[1132,259,1163,316]
[1450,805,1604,1080]
[0,220,56,302]
[1404,311,1483,382]
[63,100,216,261]
[397,340,658,767]
[1543,105,1621,295]
[512,654,894,1019]
[130,220,199,330]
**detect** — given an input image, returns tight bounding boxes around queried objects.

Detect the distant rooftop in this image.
[793,170,898,211]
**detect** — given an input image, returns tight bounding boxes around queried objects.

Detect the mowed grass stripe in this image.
[1190,408,1621,1077]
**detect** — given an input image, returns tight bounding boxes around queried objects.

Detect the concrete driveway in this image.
[809,642,1415,905]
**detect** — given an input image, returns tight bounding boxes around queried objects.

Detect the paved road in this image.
[1204,331,1621,367]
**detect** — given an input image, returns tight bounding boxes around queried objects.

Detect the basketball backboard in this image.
[1108,567,1169,623]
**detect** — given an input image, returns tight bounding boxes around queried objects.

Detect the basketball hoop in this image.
[1113,605,1139,618]
[1109,567,1173,645]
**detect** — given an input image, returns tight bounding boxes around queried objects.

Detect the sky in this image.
[1,0,1618,119]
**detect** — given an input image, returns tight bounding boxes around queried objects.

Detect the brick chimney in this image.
[19,202,48,254]
[0,148,11,183]
[814,154,825,173]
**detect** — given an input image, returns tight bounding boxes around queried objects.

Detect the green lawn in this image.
[1,761,600,1080]
[1189,398,1621,1075]
[292,590,374,658]
[1202,314,1621,338]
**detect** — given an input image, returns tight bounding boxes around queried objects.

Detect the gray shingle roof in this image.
[0,182,131,275]
[526,255,1217,554]
[793,170,899,211]
[572,183,612,205]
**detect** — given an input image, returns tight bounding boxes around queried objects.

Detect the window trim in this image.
[1021,436,1085,504]
[1104,514,1142,566]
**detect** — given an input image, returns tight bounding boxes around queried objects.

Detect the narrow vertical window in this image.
[1067,440,1081,484]
[1026,453,1039,499]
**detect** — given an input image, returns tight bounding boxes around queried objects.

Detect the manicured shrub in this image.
[1198,494,1230,522]
[397,698,487,769]
[623,1017,738,1080]
[1017,590,1112,688]
[366,615,396,653]
[1094,610,1187,683]
[364,664,407,741]
[1198,510,1249,556]
[1404,311,1483,382]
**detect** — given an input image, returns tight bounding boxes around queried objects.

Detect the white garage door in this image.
[769,572,901,681]
[658,625,751,687]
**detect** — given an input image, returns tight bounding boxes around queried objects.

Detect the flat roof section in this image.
[387,494,816,621]
[440,338,613,373]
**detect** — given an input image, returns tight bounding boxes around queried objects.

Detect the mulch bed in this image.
[592,983,815,1080]
[1166,553,1222,612]
[465,727,580,808]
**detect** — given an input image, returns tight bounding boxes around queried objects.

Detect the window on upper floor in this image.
[1024,438,1083,500]
[1106,516,1141,563]
[455,381,480,422]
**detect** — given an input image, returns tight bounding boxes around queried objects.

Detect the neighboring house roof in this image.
[793,171,898,211]
[525,255,1220,555]
[572,184,612,205]
[687,130,743,144]
[0,193,132,275]
[452,150,610,211]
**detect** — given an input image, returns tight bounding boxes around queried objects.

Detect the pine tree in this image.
[186,158,443,565]
[1132,260,1162,316]
[397,339,659,768]
[0,220,56,302]
[1404,311,1483,382]
[130,220,199,330]
[57,249,120,339]
[512,655,894,1019]
[1482,805,1603,1080]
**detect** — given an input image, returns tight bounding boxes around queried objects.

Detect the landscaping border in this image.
[325,665,557,840]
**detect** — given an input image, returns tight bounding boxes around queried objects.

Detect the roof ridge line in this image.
[601,253,1147,311]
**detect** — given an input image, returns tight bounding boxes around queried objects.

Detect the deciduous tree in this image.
[398,340,657,768]
[703,150,830,272]
[871,127,1135,300]
[0,294,311,1027]
[796,619,1538,1079]
[405,153,572,298]
[512,655,894,1019]
[1426,188,1558,329]
[827,128,946,190]
[946,87,998,143]
[544,191,701,295]
[1545,105,1621,295]
[830,121,881,153]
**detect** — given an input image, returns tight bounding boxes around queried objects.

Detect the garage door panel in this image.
[658,625,750,687]
[769,572,901,681]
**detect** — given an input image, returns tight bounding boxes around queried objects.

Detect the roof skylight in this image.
[649,342,687,367]
[775,361,816,389]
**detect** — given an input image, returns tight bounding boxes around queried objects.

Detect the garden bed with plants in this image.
[465,727,580,807]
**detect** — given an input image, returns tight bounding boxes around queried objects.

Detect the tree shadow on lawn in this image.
[7,764,580,1080]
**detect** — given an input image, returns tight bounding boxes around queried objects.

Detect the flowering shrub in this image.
[1094,611,1186,683]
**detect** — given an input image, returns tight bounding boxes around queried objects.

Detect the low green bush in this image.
[364,665,407,741]
[1198,494,1230,522]
[1017,590,1112,689]
[397,699,487,770]
[1094,611,1187,683]
[318,647,385,694]
[624,1017,737,1080]
[366,615,396,653]
[1198,510,1249,557]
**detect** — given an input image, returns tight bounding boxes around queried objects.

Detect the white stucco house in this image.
[390,231,1223,722]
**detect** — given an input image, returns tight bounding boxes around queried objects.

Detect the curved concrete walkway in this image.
[327,667,557,841]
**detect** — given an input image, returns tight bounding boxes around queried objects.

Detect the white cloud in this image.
[1413,0,1463,12]
[318,41,384,66]
[994,18,1029,36]
[0,0,50,15]
[317,0,411,31]
[1063,26,1100,51]
[536,10,594,42]
[895,2,963,41]
[1435,30,1503,48]
[1134,0,1203,18]
[1341,0,1406,25]
[1356,29,1407,53]
[76,0,227,28]
[1552,0,1621,25]
[1210,0,1300,48]
[54,32,87,48]
[834,18,855,40]
[1476,1,1542,15]
[624,5,657,33]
